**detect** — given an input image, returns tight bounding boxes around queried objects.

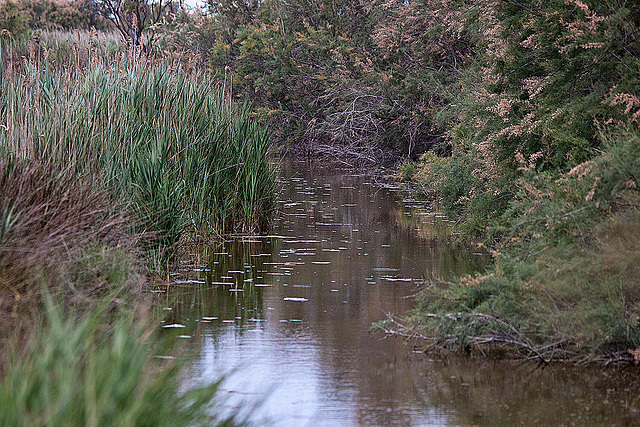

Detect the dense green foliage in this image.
[1,46,275,251]
[0,33,274,422]
[154,0,472,162]
[0,0,106,37]
[186,0,640,360]
[422,0,640,231]
[187,0,639,361]
[0,296,232,426]
[1,0,638,377]
[403,0,640,362]
[0,0,28,36]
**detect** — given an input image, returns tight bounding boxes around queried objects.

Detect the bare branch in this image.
[93,0,171,52]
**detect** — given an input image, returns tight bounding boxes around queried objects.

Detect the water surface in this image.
[162,162,640,426]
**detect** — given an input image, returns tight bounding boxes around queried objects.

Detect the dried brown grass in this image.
[0,157,141,334]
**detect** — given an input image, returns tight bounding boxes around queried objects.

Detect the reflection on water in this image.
[163,162,640,426]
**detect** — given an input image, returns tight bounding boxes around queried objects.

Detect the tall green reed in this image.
[0,294,233,427]
[0,56,276,255]
[0,32,267,425]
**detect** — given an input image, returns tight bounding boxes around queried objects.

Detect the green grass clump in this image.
[1,55,276,252]
[0,297,233,427]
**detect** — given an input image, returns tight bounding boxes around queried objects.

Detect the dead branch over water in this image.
[377,313,636,367]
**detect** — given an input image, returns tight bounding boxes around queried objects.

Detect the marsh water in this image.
[161,162,640,426]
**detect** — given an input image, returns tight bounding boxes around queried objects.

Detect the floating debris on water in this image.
[162,324,186,328]
[283,297,308,302]
[173,280,206,285]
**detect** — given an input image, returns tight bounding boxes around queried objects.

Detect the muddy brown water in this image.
[161,162,640,426]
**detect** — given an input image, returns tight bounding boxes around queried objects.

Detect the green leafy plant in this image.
[0,295,235,426]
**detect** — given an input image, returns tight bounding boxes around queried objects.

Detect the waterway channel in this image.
[161,162,640,426]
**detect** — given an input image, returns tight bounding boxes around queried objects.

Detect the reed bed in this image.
[1,42,276,251]
[0,31,276,327]
[0,31,276,314]
[0,32,273,424]
[1,30,122,77]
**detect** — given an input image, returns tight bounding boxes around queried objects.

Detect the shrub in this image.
[0,0,28,36]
